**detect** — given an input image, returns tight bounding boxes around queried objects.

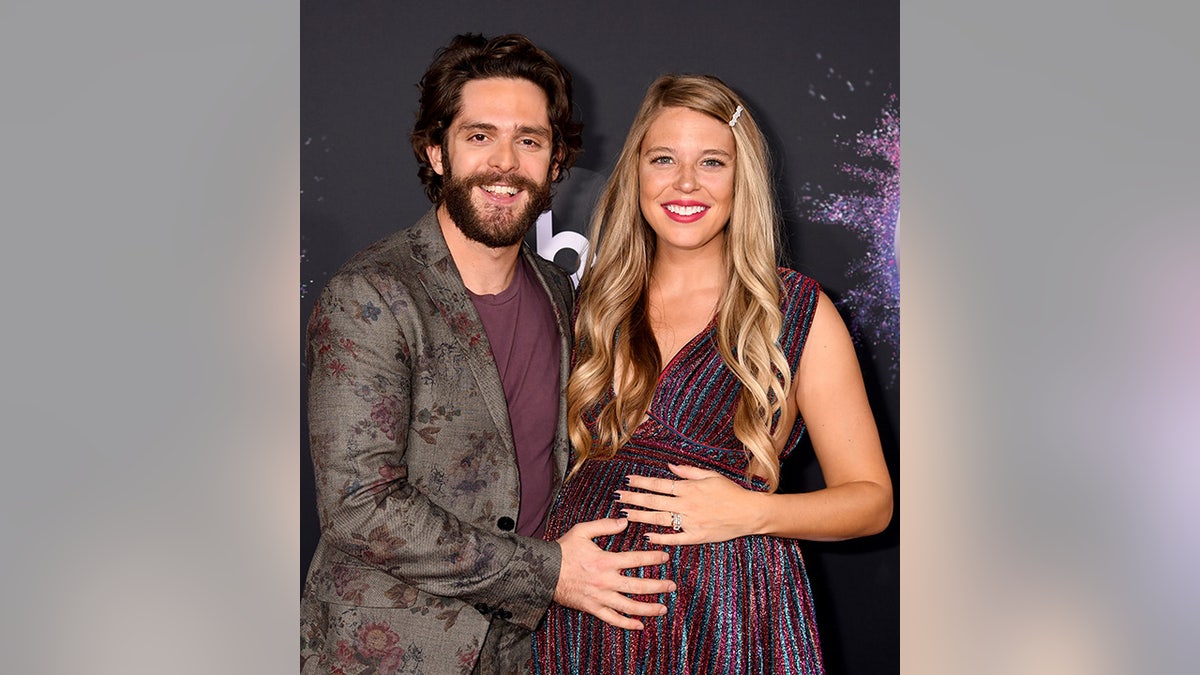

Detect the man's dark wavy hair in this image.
[411,33,584,203]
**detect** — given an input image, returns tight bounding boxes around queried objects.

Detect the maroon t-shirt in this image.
[467,257,561,538]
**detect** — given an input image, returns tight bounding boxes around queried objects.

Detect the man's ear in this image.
[426,145,445,176]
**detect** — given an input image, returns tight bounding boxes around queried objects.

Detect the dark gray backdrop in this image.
[302,2,898,673]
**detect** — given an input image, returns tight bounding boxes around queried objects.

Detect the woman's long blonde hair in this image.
[567,74,792,491]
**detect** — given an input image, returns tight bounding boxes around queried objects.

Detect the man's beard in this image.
[441,161,553,249]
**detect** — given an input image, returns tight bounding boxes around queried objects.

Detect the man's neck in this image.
[436,204,523,295]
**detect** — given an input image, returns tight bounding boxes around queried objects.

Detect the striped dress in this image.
[533,269,824,675]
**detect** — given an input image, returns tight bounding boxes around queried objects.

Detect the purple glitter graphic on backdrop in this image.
[300,134,333,300]
[809,95,899,379]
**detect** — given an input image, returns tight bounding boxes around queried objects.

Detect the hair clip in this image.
[728,105,744,128]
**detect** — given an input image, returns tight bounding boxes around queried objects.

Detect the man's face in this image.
[427,77,557,248]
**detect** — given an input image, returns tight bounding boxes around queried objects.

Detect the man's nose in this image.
[489,142,518,172]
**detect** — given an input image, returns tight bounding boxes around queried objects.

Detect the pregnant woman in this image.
[532,74,893,674]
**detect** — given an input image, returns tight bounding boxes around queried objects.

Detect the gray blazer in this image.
[301,209,575,674]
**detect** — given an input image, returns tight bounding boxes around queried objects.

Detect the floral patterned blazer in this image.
[301,209,574,674]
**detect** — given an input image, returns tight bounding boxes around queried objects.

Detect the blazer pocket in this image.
[313,561,424,609]
[310,559,491,643]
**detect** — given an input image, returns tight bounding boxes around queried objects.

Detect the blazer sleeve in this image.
[306,270,560,630]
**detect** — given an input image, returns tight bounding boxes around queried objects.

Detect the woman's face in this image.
[638,106,735,257]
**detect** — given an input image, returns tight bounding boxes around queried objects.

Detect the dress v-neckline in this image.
[609,314,710,398]
[608,315,719,430]
[655,314,718,384]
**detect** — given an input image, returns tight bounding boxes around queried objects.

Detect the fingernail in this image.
[611,491,622,501]
[619,509,629,518]
[622,476,631,486]
[642,534,651,542]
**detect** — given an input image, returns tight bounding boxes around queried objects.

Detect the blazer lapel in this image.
[408,210,514,455]
[522,247,574,492]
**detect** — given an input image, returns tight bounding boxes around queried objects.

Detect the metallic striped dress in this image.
[533,269,825,674]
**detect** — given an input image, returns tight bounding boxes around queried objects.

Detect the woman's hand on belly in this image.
[615,463,768,545]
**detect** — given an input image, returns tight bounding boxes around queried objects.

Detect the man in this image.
[301,33,674,674]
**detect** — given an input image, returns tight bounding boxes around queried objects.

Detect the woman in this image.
[532,75,892,674]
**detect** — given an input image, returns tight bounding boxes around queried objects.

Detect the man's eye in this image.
[469,133,488,142]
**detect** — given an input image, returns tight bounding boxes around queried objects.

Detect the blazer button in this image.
[496,516,515,531]
[474,602,491,615]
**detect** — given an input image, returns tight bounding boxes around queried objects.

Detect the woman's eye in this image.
[649,156,673,165]
[701,158,726,167]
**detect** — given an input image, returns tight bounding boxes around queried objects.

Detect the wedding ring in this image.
[671,512,683,531]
